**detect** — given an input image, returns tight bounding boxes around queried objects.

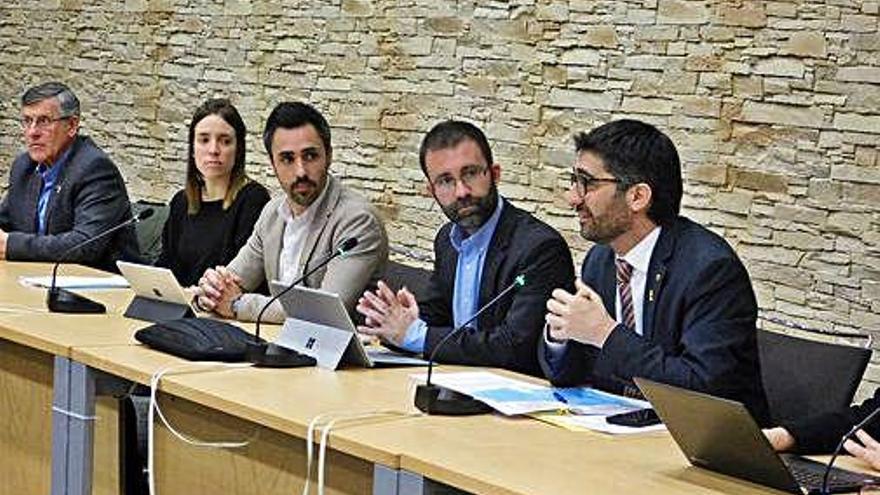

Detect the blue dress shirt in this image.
[35,147,73,234]
[400,198,505,353]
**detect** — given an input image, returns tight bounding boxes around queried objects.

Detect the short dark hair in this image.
[418,120,493,176]
[573,119,682,225]
[185,98,249,214]
[21,81,80,118]
[262,102,332,158]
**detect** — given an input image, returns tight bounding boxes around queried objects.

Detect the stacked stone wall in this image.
[1,1,878,393]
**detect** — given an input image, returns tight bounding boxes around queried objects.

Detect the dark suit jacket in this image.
[420,200,574,377]
[784,388,880,454]
[539,216,770,424]
[0,135,139,271]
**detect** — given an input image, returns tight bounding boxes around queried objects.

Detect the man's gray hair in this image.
[21,82,80,118]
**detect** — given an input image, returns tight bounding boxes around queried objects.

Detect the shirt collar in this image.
[36,144,74,182]
[277,177,330,225]
[618,226,661,274]
[449,196,505,252]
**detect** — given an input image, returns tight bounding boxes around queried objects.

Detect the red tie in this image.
[615,258,636,330]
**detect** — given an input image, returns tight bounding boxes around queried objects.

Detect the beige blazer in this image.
[228,175,388,322]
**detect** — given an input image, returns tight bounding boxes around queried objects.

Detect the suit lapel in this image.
[476,203,514,327]
[642,222,677,340]
[24,171,41,232]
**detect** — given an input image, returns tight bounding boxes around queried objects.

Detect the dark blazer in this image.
[539,216,770,424]
[420,200,575,377]
[784,388,880,454]
[0,135,139,271]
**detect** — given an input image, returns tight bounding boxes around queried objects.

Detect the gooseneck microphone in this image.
[47,208,154,314]
[414,273,526,415]
[820,405,880,494]
[245,237,358,367]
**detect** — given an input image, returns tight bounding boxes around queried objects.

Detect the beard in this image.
[287,175,324,207]
[577,197,631,244]
[440,183,499,232]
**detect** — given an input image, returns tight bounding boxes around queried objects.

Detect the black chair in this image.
[758,319,872,424]
[382,259,432,302]
[131,199,170,265]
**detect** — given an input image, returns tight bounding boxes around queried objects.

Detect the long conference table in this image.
[0,260,857,495]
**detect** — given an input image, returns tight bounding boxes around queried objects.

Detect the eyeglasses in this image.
[19,115,68,130]
[431,165,489,194]
[569,169,620,196]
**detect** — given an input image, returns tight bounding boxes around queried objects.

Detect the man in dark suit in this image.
[540,119,769,424]
[357,120,573,376]
[0,82,138,271]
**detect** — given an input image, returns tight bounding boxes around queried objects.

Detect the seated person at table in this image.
[539,119,769,424]
[765,388,880,468]
[356,120,574,376]
[0,81,139,270]
[196,102,388,323]
[156,98,270,287]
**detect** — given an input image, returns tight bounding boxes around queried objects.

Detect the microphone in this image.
[245,237,359,367]
[414,273,526,415]
[821,405,880,494]
[47,208,154,314]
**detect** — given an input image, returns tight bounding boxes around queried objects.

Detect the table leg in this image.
[51,357,97,495]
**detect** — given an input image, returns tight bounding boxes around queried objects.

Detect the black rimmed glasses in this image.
[568,168,621,196]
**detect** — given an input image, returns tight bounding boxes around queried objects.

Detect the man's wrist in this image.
[230,294,244,319]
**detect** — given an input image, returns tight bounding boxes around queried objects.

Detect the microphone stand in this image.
[47,209,153,314]
[414,274,526,415]
[245,238,357,367]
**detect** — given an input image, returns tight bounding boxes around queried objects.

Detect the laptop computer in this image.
[269,282,428,370]
[116,261,195,322]
[635,377,880,494]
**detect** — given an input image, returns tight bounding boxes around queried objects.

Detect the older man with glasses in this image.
[539,119,770,424]
[356,120,574,376]
[0,81,139,270]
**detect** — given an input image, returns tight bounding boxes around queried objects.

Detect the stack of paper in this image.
[19,275,129,290]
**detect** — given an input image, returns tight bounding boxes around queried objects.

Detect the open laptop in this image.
[116,261,195,322]
[270,282,428,370]
[635,377,880,494]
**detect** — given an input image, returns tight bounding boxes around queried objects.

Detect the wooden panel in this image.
[94,396,121,495]
[0,339,53,495]
[153,394,374,495]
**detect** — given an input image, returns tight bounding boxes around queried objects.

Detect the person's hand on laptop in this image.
[356,280,418,346]
[763,427,796,451]
[196,266,243,318]
[844,430,880,471]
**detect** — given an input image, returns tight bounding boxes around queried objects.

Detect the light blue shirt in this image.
[35,146,72,235]
[400,198,505,353]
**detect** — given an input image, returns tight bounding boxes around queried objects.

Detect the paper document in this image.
[19,275,130,290]
[413,371,648,416]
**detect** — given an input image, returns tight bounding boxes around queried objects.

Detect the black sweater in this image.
[156,181,270,286]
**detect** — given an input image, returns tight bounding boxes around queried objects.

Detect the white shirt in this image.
[615,227,661,336]
[277,182,329,284]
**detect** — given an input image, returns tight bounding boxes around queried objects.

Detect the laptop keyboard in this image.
[784,456,879,493]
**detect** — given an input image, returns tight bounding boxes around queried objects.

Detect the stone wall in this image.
[1,2,878,391]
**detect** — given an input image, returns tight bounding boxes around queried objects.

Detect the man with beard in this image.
[356,120,573,376]
[195,102,388,323]
[540,119,769,424]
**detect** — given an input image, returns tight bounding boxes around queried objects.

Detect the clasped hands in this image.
[356,280,418,346]
[545,278,617,348]
[195,266,243,318]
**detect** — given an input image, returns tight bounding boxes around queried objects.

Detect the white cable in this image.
[303,410,412,495]
[147,362,255,495]
[51,406,99,421]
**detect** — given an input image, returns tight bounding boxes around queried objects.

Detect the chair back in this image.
[382,260,432,302]
[131,200,170,265]
[758,328,871,424]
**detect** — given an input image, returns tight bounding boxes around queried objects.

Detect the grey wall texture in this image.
[1,1,878,390]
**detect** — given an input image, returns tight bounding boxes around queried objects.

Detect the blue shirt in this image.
[35,146,73,235]
[400,198,505,353]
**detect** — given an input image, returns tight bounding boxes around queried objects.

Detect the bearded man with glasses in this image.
[0,82,139,270]
[540,119,770,425]
[356,120,574,376]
